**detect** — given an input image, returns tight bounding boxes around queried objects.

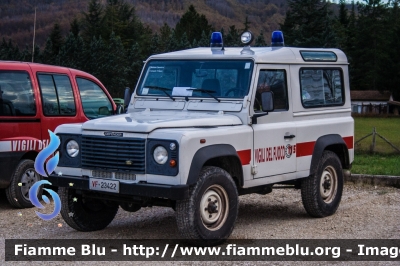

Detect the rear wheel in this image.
[301,151,343,217]
[176,166,238,246]
[6,159,41,208]
[59,187,119,231]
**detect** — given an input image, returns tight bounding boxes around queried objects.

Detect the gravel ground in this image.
[0,182,399,266]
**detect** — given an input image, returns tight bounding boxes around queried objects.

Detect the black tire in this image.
[59,187,119,231]
[5,159,42,208]
[301,150,343,218]
[176,166,239,246]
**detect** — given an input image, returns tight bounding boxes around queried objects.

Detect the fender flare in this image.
[187,144,243,185]
[309,134,349,176]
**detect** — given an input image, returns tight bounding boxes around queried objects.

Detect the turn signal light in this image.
[169,159,177,167]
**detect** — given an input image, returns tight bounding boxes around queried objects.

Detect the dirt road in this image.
[1,182,399,265]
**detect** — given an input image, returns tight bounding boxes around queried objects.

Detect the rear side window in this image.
[0,71,36,116]
[76,78,112,119]
[300,69,344,108]
[38,74,76,116]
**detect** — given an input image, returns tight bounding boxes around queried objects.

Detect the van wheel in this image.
[301,151,343,217]
[59,187,119,231]
[6,159,41,208]
[176,166,238,246]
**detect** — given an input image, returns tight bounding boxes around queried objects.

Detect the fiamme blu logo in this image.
[30,130,61,221]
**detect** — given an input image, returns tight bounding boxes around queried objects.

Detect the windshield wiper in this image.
[145,86,175,101]
[188,88,220,102]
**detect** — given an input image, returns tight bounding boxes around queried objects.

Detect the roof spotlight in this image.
[241,31,254,45]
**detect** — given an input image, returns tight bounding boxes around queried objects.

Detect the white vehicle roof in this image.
[148,47,348,65]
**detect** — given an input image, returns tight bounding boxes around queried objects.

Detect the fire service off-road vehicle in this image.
[48,31,354,245]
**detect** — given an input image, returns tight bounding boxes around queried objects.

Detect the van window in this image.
[254,69,288,112]
[38,74,76,116]
[76,78,112,119]
[300,69,344,108]
[0,71,36,116]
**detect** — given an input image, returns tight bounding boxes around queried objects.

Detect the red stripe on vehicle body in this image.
[237,149,251,165]
[296,141,315,157]
[296,136,354,158]
[343,136,354,149]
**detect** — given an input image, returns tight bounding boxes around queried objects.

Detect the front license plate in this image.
[89,178,119,193]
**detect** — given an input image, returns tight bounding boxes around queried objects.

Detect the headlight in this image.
[66,140,79,157]
[153,146,168,164]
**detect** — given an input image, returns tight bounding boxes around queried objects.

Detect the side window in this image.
[300,69,344,108]
[38,74,76,116]
[254,69,288,112]
[76,78,112,119]
[0,71,36,116]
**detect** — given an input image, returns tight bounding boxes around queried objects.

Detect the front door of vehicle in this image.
[251,65,296,178]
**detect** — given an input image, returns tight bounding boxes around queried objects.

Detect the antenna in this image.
[32,7,36,62]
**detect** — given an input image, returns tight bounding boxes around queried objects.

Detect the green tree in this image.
[70,18,80,38]
[42,38,55,64]
[81,0,104,43]
[242,16,251,32]
[225,25,241,47]
[178,32,191,50]
[333,0,349,50]
[159,23,172,52]
[0,38,21,61]
[126,42,143,93]
[254,31,267,47]
[166,31,179,52]
[280,0,336,47]
[196,30,209,47]
[174,5,213,44]
[384,0,400,100]
[104,0,134,45]
[49,23,64,56]
[351,0,390,91]
[57,33,85,70]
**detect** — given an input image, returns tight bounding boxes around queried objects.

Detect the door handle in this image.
[284,134,296,139]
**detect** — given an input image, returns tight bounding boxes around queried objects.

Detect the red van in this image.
[0,61,117,208]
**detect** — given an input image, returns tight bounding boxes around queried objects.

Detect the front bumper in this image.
[46,174,189,200]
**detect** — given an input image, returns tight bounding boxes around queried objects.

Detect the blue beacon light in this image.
[210,32,224,54]
[271,31,284,47]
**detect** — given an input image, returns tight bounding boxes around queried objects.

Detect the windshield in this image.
[137,60,254,99]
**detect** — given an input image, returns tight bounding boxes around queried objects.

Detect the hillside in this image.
[0,0,287,48]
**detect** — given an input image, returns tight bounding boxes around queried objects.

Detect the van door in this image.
[251,65,297,179]
[35,69,85,141]
[0,66,41,187]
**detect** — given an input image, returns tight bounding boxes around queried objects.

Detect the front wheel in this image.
[176,166,238,246]
[301,151,343,217]
[59,188,119,231]
[6,159,41,208]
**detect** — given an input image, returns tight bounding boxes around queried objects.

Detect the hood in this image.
[81,110,243,133]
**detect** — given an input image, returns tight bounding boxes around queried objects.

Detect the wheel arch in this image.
[187,144,244,188]
[310,134,350,176]
[21,150,39,161]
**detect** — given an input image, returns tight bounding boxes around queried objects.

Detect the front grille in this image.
[81,136,145,173]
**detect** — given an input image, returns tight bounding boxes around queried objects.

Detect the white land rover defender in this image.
[49,31,354,245]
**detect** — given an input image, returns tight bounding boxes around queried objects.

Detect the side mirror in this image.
[98,106,110,115]
[261,91,274,112]
[123,87,131,111]
[116,104,124,114]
